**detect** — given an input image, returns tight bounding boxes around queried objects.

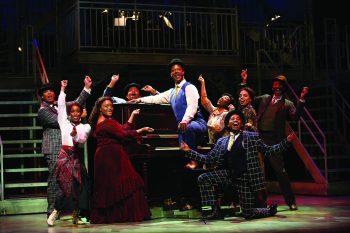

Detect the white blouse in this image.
[57,91,91,147]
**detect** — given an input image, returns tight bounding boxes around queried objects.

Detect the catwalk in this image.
[1,194,350,233]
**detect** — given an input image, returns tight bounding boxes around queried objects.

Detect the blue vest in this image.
[169,82,204,123]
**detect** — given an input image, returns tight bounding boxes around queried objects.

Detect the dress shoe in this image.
[72,209,79,224]
[202,205,223,220]
[47,209,60,227]
[268,203,278,216]
[289,204,298,210]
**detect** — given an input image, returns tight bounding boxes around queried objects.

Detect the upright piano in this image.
[113,103,210,204]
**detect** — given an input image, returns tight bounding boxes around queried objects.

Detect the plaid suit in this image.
[38,89,90,215]
[185,131,291,219]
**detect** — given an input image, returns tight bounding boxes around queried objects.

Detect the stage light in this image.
[17,46,22,52]
[102,9,108,14]
[159,12,173,30]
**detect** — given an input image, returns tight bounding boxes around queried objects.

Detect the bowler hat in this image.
[38,83,55,97]
[168,58,185,70]
[124,83,141,96]
[272,75,287,83]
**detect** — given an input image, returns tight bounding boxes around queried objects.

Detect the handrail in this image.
[330,81,350,142]
[285,78,328,182]
[0,135,4,201]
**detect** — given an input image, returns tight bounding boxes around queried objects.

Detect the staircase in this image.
[0,88,47,215]
[301,80,350,193]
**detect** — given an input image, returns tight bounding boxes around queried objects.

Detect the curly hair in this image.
[88,96,113,130]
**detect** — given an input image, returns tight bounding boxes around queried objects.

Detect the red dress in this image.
[90,118,150,223]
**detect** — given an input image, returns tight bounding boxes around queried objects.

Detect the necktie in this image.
[227,133,235,151]
[174,85,179,98]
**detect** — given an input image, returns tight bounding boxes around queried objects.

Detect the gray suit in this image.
[38,89,90,215]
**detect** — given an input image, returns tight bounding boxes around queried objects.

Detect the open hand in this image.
[287,132,296,142]
[84,75,92,89]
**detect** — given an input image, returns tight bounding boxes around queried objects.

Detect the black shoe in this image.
[289,204,298,211]
[268,203,278,216]
[202,206,223,220]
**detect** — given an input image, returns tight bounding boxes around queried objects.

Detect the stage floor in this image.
[1,194,350,233]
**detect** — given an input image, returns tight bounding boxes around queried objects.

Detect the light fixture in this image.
[17,46,22,52]
[114,10,140,27]
[159,11,173,30]
[102,9,108,14]
[271,14,281,22]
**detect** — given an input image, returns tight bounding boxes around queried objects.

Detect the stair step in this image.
[4,167,48,173]
[0,113,38,118]
[1,139,42,144]
[4,182,47,188]
[3,153,44,159]
[0,126,42,131]
[0,100,39,105]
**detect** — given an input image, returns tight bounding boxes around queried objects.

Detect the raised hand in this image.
[287,132,296,142]
[141,85,157,95]
[240,69,248,84]
[84,75,92,89]
[300,86,309,101]
[61,80,68,92]
[198,74,205,84]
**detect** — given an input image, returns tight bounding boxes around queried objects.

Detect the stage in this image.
[1,194,350,233]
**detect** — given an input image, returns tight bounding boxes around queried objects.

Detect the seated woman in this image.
[198,74,235,145]
[47,80,91,227]
[88,96,154,223]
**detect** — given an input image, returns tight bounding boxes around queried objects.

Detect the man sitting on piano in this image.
[128,58,208,170]
[102,74,159,103]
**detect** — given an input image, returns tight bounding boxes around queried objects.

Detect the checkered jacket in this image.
[186,131,291,191]
[38,89,90,154]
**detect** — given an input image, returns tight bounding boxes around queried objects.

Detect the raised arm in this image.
[57,80,68,126]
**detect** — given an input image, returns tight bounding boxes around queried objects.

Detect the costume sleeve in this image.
[182,84,200,123]
[103,119,138,142]
[38,107,59,129]
[140,89,171,104]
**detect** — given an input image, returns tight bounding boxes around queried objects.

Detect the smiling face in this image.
[239,89,252,107]
[126,86,141,100]
[217,95,231,108]
[99,99,114,118]
[170,64,185,84]
[272,80,284,97]
[41,89,56,104]
[228,114,243,133]
[69,105,82,124]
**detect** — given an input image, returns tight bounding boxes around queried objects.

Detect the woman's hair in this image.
[221,92,235,109]
[88,96,113,130]
[237,86,256,103]
[67,102,83,113]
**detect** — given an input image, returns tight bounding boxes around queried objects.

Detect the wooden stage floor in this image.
[1,194,350,233]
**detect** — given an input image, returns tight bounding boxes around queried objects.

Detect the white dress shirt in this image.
[57,91,91,147]
[139,79,200,123]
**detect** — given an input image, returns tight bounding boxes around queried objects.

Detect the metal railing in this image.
[60,2,239,56]
[1,135,4,201]
[331,82,350,143]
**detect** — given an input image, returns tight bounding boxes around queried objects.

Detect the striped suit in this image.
[38,89,90,215]
[185,131,291,219]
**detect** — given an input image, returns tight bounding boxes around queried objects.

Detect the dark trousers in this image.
[259,131,296,206]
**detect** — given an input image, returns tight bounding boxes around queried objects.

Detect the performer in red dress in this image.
[88,96,154,223]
